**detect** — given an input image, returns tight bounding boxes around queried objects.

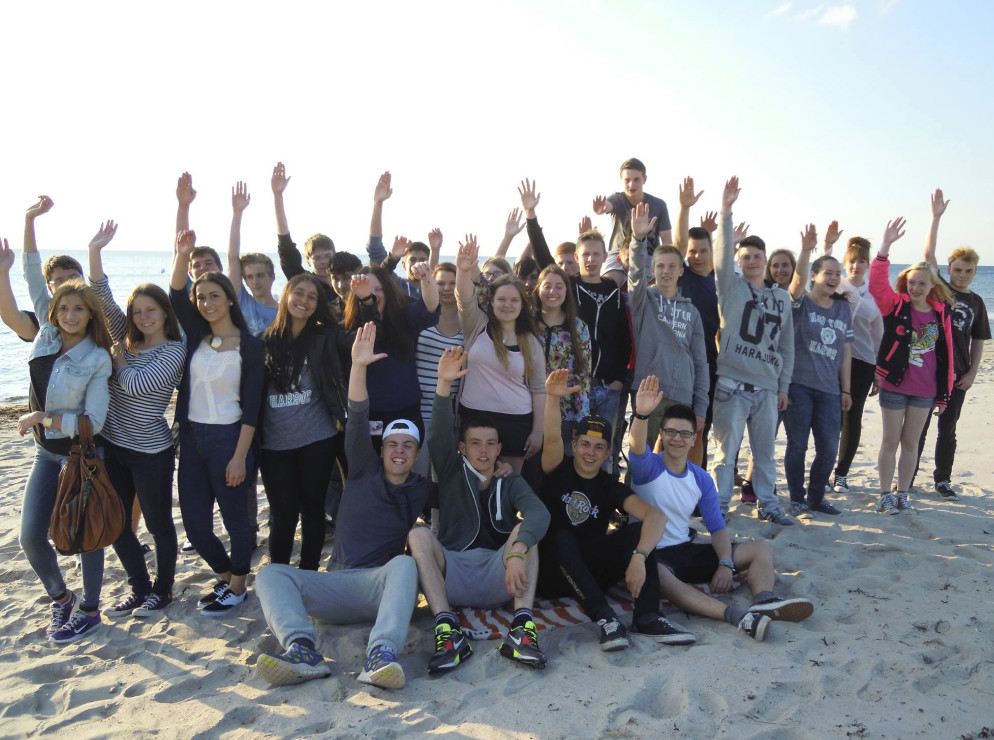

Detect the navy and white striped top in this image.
[416,325,463,430]
[90,278,186,453]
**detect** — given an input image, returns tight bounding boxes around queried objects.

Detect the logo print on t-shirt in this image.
[820,326,837,345]
[909,321,939,368]
[561,491,600,526]
[952,300,975,334]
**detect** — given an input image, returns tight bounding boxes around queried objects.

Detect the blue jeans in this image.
[784,383,842,507]
[20,444,104,611]
[178,422,256,577]
[106,443,178,596]
[589,382,621,473]
[711,382,779,511]
[256,557,419,656]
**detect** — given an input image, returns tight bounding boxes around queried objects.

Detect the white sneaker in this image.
[200,587,247,617]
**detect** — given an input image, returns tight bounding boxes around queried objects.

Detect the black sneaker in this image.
[810,502,842,516]
[498,621,547,669]
[749,596,814,622]
[46,591,78,636]
[132,593,173,618]
[935,481,957,499]
[428,623,473,673]
[758,506,794,526]
[103,592,148,619]
[200,587,247,617]
[597,618,630,652]
[895,491,914,511]
[737,611,771,641]
[197,581,230,610]
[630,616,697,645]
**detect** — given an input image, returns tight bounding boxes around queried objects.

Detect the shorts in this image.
[443,546,509,609]
[878,389,934,410]
[656,540,740,584]
[458,403,532,457]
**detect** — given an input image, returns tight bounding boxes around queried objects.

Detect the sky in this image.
[1,0,991,265]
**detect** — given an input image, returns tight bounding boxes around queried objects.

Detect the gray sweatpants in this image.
[256,556,419,656]
[711,383,780,512]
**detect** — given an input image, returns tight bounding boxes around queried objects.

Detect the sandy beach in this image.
[1,362,992,740]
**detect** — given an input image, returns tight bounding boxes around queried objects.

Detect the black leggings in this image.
[835,358,877,477]
[259,435,340,570]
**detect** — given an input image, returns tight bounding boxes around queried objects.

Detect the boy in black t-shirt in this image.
[916,190,991,498]
[537,370,696,651]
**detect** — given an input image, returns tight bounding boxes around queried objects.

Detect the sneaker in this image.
[878,493,899,515]
[629,616,697,645]
[46,591,78,636]
[200,587,247,617]
[833,475,850,493]
[737,611,771,642]
[103,592,148,619]
[750,596,814,622]
[357,646,405,689]
[810,501,842,516]
[257,643,332,687]
[498,621,547,669]
[895,491,913,511]
[790,501,813,519]
[50,610,101,644]
[132,593,173,617]
[197,581,230,609]
[597,618,630,652]
[935,481,957,499]
[740,480,757,504]
[181,539,196,554]
[428,623,473,673]
[758,506,794,526]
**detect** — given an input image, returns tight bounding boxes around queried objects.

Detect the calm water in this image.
[3,251,993,403]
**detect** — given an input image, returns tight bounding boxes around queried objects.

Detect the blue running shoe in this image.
[357,646,405,689]
[257,643,332,687]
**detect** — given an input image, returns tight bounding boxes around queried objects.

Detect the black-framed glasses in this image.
[662,428,695,440]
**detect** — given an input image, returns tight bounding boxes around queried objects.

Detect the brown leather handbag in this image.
[50,415,127,555]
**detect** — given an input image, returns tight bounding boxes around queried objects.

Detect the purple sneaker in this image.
[50,610,102,644]
[46,591,78,636]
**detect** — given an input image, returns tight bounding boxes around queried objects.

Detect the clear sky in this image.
[1,0,990,264]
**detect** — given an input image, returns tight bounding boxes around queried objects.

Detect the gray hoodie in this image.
[629,237,710,418]
[714,214,794,393]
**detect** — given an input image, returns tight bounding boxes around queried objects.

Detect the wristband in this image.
[718,559,736,571]
[632,411,650,421]
[632,549,649,560]
[504,552,525,562]
[842,391,851,395]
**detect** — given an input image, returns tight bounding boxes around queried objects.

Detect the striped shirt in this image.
[90,278,186,453]
[416,325,463,429]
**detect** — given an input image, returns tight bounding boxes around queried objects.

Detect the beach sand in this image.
[1,364,992,740]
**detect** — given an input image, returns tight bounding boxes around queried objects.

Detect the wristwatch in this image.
[718,558,736,571]
[42,414,54,428]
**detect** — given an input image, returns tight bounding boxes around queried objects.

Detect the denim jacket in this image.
[24,252,111,438]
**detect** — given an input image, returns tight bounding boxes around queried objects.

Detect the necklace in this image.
[210,335,223,350]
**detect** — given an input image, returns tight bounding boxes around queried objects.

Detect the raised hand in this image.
[545,368,581,398]
[634,375,664,416]
[824,219,843,249]
[518,179,540,214]
[176,173,196,206]
[351,273,372,300]
[26,195,55,220]
[882,217,906,247]
[176,229,197,258]
[89,221,119,251]
[800,223,817,253]
[0,239,14,273]
[351,321,387,366]
[578,215,592,234]
[428,228,443,252]
[930,188,950,218]
[631,202,658,240]
[456,235,479,272]
[391,236,412,260]
[679,176,704,208]
[410,261,431,282]
[505,208,525,239]
[232,181,251,212]
[271,162,291,194]
[732,222,750,245]
[699,211,718,234]
[437,346,471,385]
[721,176,740,212]
[592,195,609,215]
[374,171,393,203]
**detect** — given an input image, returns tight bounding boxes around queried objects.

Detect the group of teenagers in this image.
[1,158,986,691]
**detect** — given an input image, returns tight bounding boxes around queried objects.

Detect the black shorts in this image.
[459,403,533,457]
[656,541,739,584]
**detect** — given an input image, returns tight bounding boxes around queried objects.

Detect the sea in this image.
[3,250,994,404]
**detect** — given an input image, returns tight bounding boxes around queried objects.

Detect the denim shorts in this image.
[879,389,934,410]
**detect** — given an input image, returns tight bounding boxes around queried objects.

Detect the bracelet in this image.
[504,552,525,562]
[632,549,649,560]
[718,559,736,570]
[632,411,650,421]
